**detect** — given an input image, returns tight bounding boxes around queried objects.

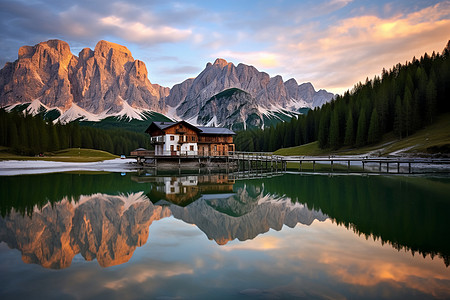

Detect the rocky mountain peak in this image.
[212,58,230,68]
[78,48,94,61]
[171,58,334,126]
[94,40,133,60]
[0,39,168,118]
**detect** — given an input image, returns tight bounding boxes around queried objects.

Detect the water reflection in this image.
[0,172,327,268]
[0,171,449,271]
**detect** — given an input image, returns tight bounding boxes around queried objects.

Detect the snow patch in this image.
[205,115,218,127]
[165,103,181,121]
[185,115,199,126]
[26,99,47,114]
[113,98,144,121]
[288,98,312,110]
[55,103,104,123]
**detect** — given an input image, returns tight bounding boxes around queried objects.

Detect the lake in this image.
[1,170,449,299]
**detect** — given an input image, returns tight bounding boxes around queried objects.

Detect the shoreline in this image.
[0,158,138,176]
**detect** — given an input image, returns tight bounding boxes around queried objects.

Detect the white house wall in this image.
[154,134,198,156]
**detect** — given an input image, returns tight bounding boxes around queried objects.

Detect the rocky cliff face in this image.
[197,88,263,129]
[0,40,168,118]
[170,58,334,124]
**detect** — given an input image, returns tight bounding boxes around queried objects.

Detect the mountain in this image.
[169,58,334,128]
[0,39,168,123]
[0,39,334,128]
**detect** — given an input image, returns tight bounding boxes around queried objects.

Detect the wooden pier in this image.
[131,149,450,174]
[230,152,450,174]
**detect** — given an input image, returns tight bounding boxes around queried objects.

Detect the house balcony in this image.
[150,136,164,144]
[178,136,197,144]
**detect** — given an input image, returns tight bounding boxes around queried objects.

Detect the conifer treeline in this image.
[235,41,450,151]
[0,110,151,155]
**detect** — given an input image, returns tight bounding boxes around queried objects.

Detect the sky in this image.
[0,0,449,95]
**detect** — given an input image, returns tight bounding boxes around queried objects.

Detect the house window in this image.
[170,135,174,141]
[191,136,195,141]
[190,145,194,151]
[177,145,180,151]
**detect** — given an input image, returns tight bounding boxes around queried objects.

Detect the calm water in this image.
[0,171,449,299]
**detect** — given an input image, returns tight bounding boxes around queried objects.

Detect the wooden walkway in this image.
[131,150,450,174]
[229,152,450,174]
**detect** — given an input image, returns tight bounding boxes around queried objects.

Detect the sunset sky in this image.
[1,0,449,94]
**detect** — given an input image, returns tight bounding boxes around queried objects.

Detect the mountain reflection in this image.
[1,172,449,269]
[0,192,170,269]
[0,173,327,269]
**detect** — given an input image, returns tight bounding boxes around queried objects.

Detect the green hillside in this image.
[0,147,118,162]
[274,113,450,156]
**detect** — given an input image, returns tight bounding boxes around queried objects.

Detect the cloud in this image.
[271,1,450,93]
[100,16,192,44]
[213,50,281,69]
[0,0,449,91]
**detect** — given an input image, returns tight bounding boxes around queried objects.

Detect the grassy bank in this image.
[274,113,450,157]
[0,147,118,162]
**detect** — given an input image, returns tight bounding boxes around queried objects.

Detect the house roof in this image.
[146,121,235,135]
[146,121,202,134]
[197,126,236,135]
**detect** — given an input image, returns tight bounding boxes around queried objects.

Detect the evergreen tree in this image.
[355,108,367,146]
[18,117,29,152]
[394,96,404,138]
[8,122,19,150]
[329,109,340,149]
[318,109,330,148]
[268,128,277,151]
[344,109,355,146]
[71,123,82,148]
[403,88,413,137]
[426,78,437,124]
[368,108,381,144]
[48,125,60,151]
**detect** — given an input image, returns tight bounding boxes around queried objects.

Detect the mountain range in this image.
[0,39,334,129]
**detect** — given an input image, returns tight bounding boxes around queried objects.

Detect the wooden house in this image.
[145,121,235,156]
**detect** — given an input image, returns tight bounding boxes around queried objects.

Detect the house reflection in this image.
[132,174,235,206]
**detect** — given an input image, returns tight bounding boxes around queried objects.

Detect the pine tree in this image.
[368,108,381,144]
[355,108,367,146]
[38,119,49,153]
[72,123,82,148]
[268,128,277,151]
[48,125,60,151]
[394,96,404,138]
[329,109,340,149]
[318,109,330,148]
[403,88,413,137]
[8,122,19,149]
[18,117,29,151]
[344,109,354,146]
[426,78,437,124]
